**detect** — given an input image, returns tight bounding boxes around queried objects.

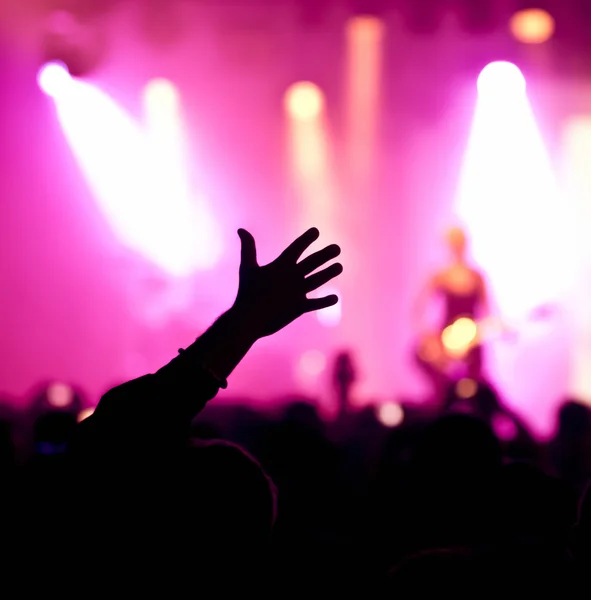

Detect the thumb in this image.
[238,228,258,268]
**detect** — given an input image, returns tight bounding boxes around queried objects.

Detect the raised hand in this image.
[233,227,343,339]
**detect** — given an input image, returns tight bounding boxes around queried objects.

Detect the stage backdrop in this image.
[0,5,589,437]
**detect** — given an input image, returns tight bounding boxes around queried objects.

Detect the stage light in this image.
[456,378,478,399]
[44,71,215,276]
[564,117,591,404]
[477,61,526,98]
[284,82,325,121]
[345,15,385,41]
[47,382,74,408]
[144,78,179,110]
[143,77,222,272]
[510,9,555,44]
[442,318,478,358]
[377,402,404,427]
[285,81,338,310]
[344,13,384,178]
[299,350,327,377]
[77,407,95,423]
[456,51,567,432]
[37,61,72,98]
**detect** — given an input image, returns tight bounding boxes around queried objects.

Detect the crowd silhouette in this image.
[2,226,591,596]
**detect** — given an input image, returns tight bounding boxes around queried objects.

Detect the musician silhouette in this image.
[413,226,490,405]
[333,350,356,416]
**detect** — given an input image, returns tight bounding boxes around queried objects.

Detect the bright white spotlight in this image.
[144,78,179,110]
[37,61,72,98]
[47,75,215,276]
[456,53,568,433]
[477,61,526,99]
[377,402,404,427]
[284,82,325,121]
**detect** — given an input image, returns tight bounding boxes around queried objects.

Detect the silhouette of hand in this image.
[233,227,343,339]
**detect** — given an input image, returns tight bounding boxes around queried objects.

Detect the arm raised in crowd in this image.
[74,227,343,454]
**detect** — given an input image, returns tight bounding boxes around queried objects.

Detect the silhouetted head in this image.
[334,350,354,382]
[557,400,591,439]
[445,226,468,262]
[388,548,475,596]
[574,481,591,562]
[31,382,84,418]
[34,411,78,455]
[85,437,278,592]
[411,413,502,480]
[406,415,502,548]
[132,439,278,589]
[445,380,502,419]
[497,463,577,544]
[388,543,572,598]
[0,418,15,469]
[335,350,352,368]
[180,439,277,547]
[284,400,323,432]
[189,421,222,440]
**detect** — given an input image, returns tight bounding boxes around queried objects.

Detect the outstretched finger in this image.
[238,229,258,269]
[303,294,339,313]
[298,244,341,275]
[304,263,343,293]
[279,227,320,263]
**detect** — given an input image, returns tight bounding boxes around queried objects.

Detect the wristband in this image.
[178,348,228,389]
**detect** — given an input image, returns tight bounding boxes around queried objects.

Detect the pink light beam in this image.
[38,62,217,277]
[455,61,573,435]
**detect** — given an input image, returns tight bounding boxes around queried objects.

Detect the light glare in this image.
[38,62,72,98]
[299,350,327,377]
[143,78,222,271]
[77,407,95,422]
[378,402,404,427]
[48,77,214,276]
[144,78,179,110]
[345,15,385,41]
[285,82,325,121]
[510,9,555,44]
[477,62,526,99]
[455,55,569,433]
[47,382,74,408]
[442,317,478,357]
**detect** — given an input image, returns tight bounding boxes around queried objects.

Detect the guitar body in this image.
[416,317,483,380]
[416,305,555,382]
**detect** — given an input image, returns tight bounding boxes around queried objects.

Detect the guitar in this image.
[417,304,556,373]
